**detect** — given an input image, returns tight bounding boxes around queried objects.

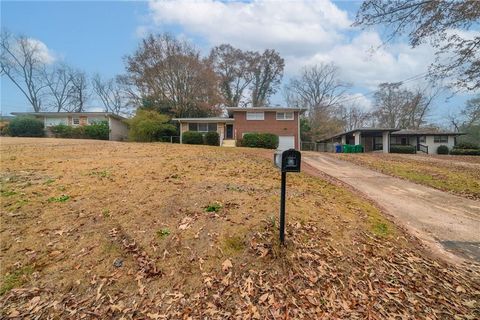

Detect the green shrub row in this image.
[241,133,279,149]
[50,121,109,140]
[390,145,416,154]
[182,131,220,146]
[450,148,480,156]
[8,116,44,137]
[455,141,479,149]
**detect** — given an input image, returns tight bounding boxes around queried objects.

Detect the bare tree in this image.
[354,0,480,91]
[250,49,284,107]
[209,44,256,108]
[284,63,350,139]
[124,33,221,117]
[285,63,350,115]
[92,74,131,115]
[44,64,74,112]
[338,103,371,131]
[68,70,89,112]
[372,82,438,129]
[0,31,50,112]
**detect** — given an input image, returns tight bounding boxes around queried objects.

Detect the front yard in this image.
[329,152,480,200]
[1,138,479,318]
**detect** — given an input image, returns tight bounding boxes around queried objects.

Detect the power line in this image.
[334,71,430,106]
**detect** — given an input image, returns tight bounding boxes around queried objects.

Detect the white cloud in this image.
[23,38,56,64]
[147,0,350,56]
[303,31,436,90]
[145,0,441,103]
[342,93,373,111]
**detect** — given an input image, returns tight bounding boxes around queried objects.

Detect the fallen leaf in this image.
[222,259,233,272]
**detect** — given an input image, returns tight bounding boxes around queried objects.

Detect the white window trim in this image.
[276,112,294,120]
[246,112,264,121]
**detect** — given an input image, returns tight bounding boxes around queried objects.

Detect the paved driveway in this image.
[303,152,480,263]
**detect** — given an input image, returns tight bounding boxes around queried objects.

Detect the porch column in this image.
[382,131,390,153]
[341,135,346,145]
[354,131,361,145]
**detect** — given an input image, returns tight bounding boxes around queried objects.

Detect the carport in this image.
[317,128,399,153]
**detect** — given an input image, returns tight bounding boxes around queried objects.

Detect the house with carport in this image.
[173,107,305,150]
[317,127,464,154]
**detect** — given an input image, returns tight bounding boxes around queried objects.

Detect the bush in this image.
[182,131,204,145]
[390,145,416,154]
[450,148,480,156]
[0,122,10,136]
[50,124,73,138]
[84,121,109,140]
[128,109,176,142]
[50,121,109,140]
[437,145,449,155]
[204,131,220,146]
[9,116,44,137]
[242,133,279,149]
[455,141,479,149]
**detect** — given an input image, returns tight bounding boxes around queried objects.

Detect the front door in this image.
[226,124,233,139]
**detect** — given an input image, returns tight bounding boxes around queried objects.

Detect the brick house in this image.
[173,107,305,149]
[12,112,129,141]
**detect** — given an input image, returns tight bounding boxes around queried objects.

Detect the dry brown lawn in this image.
[329,152,480,200]
[1,138,479,319]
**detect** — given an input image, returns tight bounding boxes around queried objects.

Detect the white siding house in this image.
[11,112,129,141]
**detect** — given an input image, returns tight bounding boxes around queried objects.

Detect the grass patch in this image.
[44,178,55,185]
[157,228,171,239]
[47,195,70,203]
[102,209,110,218]
[1,189,16,197]
[372,222,389,237]
[222,235,246,254]
[205,202,222,213]
[90,170,111,178]
[0,266,34,296]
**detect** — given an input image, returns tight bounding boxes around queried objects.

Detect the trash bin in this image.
[354,145,364,153]
[335,144,342,153]
[343,144,350,153]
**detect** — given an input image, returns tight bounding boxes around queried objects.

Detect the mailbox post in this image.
[274,149,301,245]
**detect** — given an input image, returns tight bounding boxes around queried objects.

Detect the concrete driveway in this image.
[303,152,480,263]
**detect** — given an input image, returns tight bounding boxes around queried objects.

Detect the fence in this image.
[300,141,335,152]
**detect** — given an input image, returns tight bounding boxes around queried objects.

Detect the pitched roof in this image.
[391,129,464,136]
[226,107,306,113]
[172,117,234,122]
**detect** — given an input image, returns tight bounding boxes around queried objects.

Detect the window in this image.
[276,112,294,120]
[391,136,402,145]
[246,112,264,120]
[45,117,67,127]
[434,135,448,143]
[419,136,426,143]
[188,123,217,132]
[72,118,80,125]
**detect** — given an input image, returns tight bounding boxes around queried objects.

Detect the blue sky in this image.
[1,0,477,125]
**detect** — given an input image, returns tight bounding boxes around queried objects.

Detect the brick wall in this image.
[233,111,299,148]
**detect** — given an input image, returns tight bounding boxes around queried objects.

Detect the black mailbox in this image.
[281,149,301,172]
